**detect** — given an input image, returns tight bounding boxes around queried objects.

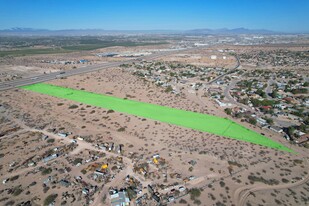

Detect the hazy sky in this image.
[1,0,308,32]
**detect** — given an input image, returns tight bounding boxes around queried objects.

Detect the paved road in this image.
[265,75,276,98]
[223,76,295,128]
[223,79,254,111]
[0,48,196,91]
[207,54,240,85]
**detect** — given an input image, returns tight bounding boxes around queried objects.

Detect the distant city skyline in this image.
[1,0,309,33]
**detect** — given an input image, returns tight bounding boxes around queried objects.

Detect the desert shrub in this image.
[249,118,257,125]
[44,194,58,206]
[209,193,216,200]
[275,199,282,205]
[224,108,232,115]
[107,109,114,114]
[13,187,23,196]
[248,175,279,185]
[41,167,52,175]
[10,175,19,181]
[179,199,187,204]
[117,127,126,132]
[0,197,9,202]
[29,181,37,187]
[190,188,201,200]
[293,159,303,164]
[215,201,226,206]
[101,194,107,203]
[47,138,55,143]
[228,161,242,167]
[73,158,83,165]
[165,85,173,93]
[43,186,50,193]
[68,104,78,109]
[4,200,15,206]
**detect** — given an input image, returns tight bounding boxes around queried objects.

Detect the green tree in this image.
[224,108,232,115]
[287,127,295,137]
[189,188,201,200]
[165,85,173,93]
[41,167,52,175]
[270,90,278,98]
[256,89,266,98]
[265,117,274,125]
[249,118,257,125]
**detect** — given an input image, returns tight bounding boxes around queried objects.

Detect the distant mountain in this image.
[0,28,110,36]
[6,27,49,32]
[0,28,179,36]
[185,27,279,35]
[0,27,291,36]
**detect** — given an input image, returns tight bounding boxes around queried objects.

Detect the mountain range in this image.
[0,27,295,36]
[185,27,279,35]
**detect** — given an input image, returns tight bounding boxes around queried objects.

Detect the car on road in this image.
[30,77,38,80]
[71,140,77,144]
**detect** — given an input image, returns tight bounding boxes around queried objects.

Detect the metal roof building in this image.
[111,191,130,206]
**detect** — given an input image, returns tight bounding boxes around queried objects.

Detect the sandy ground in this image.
[0,46,308,206]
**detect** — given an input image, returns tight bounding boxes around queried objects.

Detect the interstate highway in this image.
[0,50,184,91]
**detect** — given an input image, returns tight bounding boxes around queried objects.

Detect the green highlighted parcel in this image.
[21,83,293,153]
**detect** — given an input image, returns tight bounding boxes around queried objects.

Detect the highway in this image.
[0,48,239,91]
[0,61,128,91]
[0,49,190,91]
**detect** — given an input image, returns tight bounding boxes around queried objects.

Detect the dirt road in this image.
[234,166,309,206]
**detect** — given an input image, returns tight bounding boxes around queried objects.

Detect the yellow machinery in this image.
[153,158,158,164]
[101,164,108,170]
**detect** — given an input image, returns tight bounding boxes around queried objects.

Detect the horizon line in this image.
[1,27,309,34]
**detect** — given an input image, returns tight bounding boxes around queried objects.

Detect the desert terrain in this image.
[0,36,309,206]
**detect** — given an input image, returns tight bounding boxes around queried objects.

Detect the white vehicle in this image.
[189,176,196,180]
[71,140,77,144]
[168,196,175,202]
[179,186,186,192]
[30,77,38,80]
[2,179,8,184]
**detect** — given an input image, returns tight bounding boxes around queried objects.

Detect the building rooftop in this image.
[111,191,130,206]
